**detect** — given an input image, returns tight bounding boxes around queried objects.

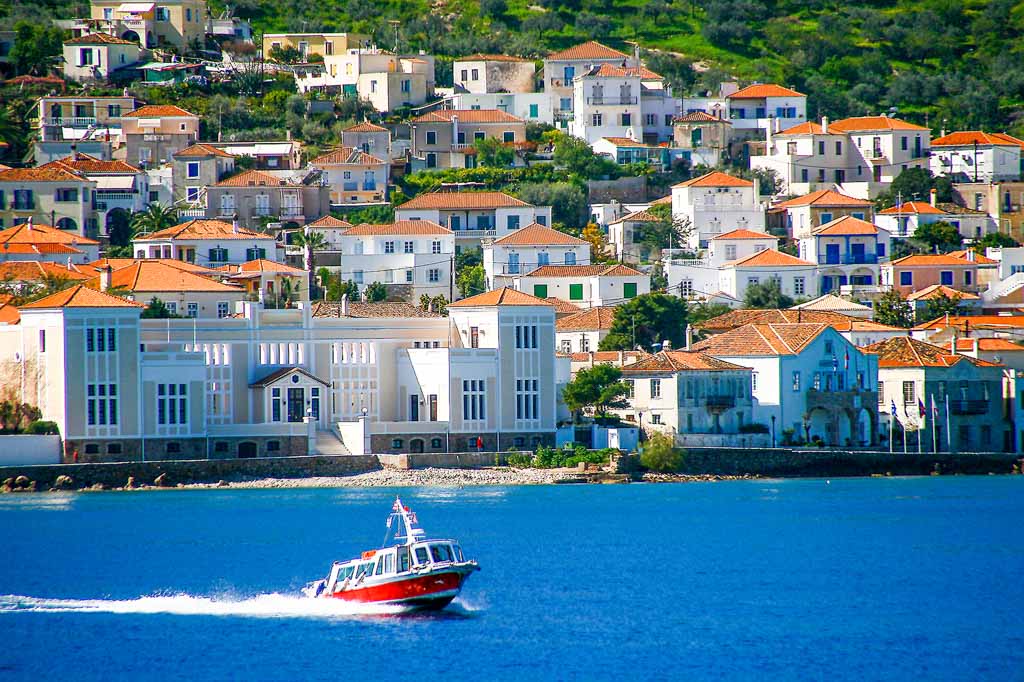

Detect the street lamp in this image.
[771,415,776,447]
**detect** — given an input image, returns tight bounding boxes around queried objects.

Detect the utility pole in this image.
[449,254,455,302]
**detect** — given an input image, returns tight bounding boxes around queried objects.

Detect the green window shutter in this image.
[569,283,583,300]
[533,284,548,298]
[624,282,638,299]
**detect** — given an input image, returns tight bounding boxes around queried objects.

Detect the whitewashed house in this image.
[798,216,890,295]
[484,223,590,290]
[875,198,996,240]
[132,219,280,267]
[671,170,765,249]
[555,306,616,354]
[930,131,1024,183]
[333,221,455,300]
[665,228,777,302]
[513,263,649,308]
[717,248,818,303]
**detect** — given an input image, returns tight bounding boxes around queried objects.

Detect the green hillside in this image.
[7,0,1024,132]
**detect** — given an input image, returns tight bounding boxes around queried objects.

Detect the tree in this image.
[913,220,963,253]
[562,364,630,422]
[329,279,361,302]
[364,281,388,302]
[515,182,588,230]
[473,137,514,168]
[130,204,179,236]
[640,431,684,472]
[874,167,953,211]
[140,297,180,319]
[687,301,732,327]
[599,294,689,351]
[457,264,486,298]
[9,22,64,76]
[646,204,694,256]
[919,291,962,323]
[874,289,914,328]
[744,279,794,309]
[737,167,783,196]
[976,232,1020,249]
[291,228,328,298]
[550,133,618,179]
[430,294,448,315]
[580,223,613,263]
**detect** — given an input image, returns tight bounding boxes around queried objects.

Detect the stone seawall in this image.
[680,448,1024,477]
[377,451,513,469]
[0,454,381,490]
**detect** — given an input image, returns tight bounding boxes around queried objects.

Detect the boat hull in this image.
[327,568,473,610]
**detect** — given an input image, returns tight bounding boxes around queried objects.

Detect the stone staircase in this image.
[313,430,350,456]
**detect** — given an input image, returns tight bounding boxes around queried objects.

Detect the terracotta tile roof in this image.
[343,121,388,133]
[905,284,980,302]
[122,104,197,118]
[601,136,650,147]
[621,350,749,373]
[523,263,643,277]
[611,209,661,223]
[448,287,553,307]
[913,314,1024,331]
[311,301,442,318]
[712,228,775,240]
[312,147,385,165]
[457,54,533,62]
[955,338,1024,352]
[20,284,142,310]
[828,116,928,132]
[947,249,998,265]
[673,171,753,188]
[0,300,19,325]
[674,111,730,123]
[307,215,352,228]
[87,258,219,275]
[887,254,978,267]
[342,220,450,236]
[222,258,307,275]
[65,33,138,45]
[398,191,531,210]
[174,143,234,158]
[0,221,100,246]
[935,202,988,216]
[90,260,240,293]
[791,294,872,313]
[862,336,999,368]
[589,63,662,79]
[0,164,89,182]
[0,243,82,255]
[649,195,672,206]
[697,308,856,333]
[136,219,268,241]
[774,189,872,208]
[727,84,805,99]
[812,216,880,236]
[493,223,586,246]
[726,249,815,267]
[566,350,646,363]
[0,261,91,282]
[215,169,301,187]
[547,41,628,61]
[556,306,617,332]
[931,131,1024,148]
[413,109,525,124]
[49,153,140,174]
[878,201,946,215]
[692,322,830,355]
[546,297,581,315]
[777,121,824,135]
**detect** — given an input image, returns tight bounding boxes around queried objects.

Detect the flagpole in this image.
[931,395,938,453]
[903,420,908,455]
[945,394,952,452]
[917,419,922,454]
[889,416,893,454]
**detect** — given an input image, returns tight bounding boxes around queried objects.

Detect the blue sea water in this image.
[1,477,1023,681]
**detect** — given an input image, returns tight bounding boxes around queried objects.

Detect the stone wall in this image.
[0,454,380,490]
[64,436,309,463]
[378,451,519,469]
[371,431,555,455]
[679,447,1024,477]
[587,176,647,203]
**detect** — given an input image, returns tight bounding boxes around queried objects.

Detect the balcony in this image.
[554,110,574,122]
[587,96,638,105]
[704,395,736,410]
[12,202,34,211]
[949,399,989,415]
[818,254,880,266]
[451,143,474,151]
[280,207,304,219]
[452,228,496,238]
[179,208,206,218]
[47,117,96,127]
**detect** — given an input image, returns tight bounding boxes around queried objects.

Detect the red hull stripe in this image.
[330,570,467,603]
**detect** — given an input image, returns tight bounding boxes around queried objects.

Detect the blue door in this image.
[825,244,840,264]
[850,242,865,264]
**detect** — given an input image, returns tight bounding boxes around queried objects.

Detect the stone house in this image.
[410,109,527,170]
[120,104,200,168]
[454,54,535,94]
[172,143,236,204]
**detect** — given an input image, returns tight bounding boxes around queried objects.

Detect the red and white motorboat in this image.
[302,497,479,611]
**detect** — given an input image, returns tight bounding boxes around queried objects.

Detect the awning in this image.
[94,176,136,190]
[118,2,155,12]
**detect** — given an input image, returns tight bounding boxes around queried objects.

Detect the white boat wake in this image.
[0,593,478,619]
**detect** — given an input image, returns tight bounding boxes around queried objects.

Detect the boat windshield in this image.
[452,544,464,562]
[430,544,453,563]
[414,546,429,565]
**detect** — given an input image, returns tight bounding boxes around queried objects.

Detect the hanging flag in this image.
[844,349,850,370]
[890,400,898,416]
[931,394,939,418]
[832,355,838,372]
[918,398,926,419]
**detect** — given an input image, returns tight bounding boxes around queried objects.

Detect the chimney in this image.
[684,324,692,350]
[966,249,976,262]
[25,217,33,231]
[341,293,349,316]
[821,116,829,135]
[930,188,937,207]
[662,339,672,351]
[99,265,112,292]
[950,329,958,355]
[973,338,979,355]
[232,219,239,234]
[632,43,641,68]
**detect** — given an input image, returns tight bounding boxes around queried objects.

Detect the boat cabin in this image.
[325,540,465,594]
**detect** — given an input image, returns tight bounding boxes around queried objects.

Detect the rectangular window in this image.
[900,271,912,286]
[623,282,637,298]
[463,379,486,421]
[428,268,440,283]
[902,381,915,404]
[470,327,479,348]
[507,215,520,230]
[515,378,539,420]
[569,283,584,300]
[55,188,78,202]
[187,302,198,318]
[794,277,805,296]
[651,379,661,399]
[835,141,842,155]
[431,240,442,254]
[87,383,118,427]
[384,241,395,253]
[940,271,953,286]
[426,131,437,145]
[404,241,414,254]
[533,284,548,298]
[217,302,230,318]
[186,162,200,178]
[792,371,800,391]
[529,104,539,118]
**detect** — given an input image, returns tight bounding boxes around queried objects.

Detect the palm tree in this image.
[130,203,179,237]
[291,228,327,298]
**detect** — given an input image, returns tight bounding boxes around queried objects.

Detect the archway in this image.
[238,441,258,458]
[806,407,833,445]
[55,217,78,232]
[410,438,424,453]
[837,409,854,447]
[106,208,131,244]
[120,30,140,44]
[856,408,873,447]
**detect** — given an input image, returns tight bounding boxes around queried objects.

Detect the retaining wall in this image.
[0,435,62,466]
[378,451,513,469]
[0,454,381,490]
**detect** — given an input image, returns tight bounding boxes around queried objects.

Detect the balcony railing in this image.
[818,254,880,265]
[949,399,988,415]
[553,110,574,121]
[452,228,496,237]
[280,208,304,218]
[704,395,736,410]
[12,202,34,211]
[451,143,474,151]
[587,96,637,105]
[47,117,96,127]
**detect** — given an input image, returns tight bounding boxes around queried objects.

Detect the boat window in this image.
[453,545,464,562]
[375,558,385,575]
[384,553,395,573]
[343,567,355,580]
[358,563,373,578]
[398,547,410,572]
[415,547,429,565]
[430,544,452,563]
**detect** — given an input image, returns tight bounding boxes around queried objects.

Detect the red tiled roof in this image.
[546,297,582,315]
[913,314,1024,331]
[931,131,1024,148]
[49,153,140,174]
[601,136,650,147]
[774,189,873,208]
[312,147,385,165]
[696,308,856,332]
[947,249,998,265]
[20,284,142,309]
[828,116,928,132]
[712,229,775,240]
[777,121,824,136]
[91,260,240,293]
[0,221,100,246]
[726,249,815,267]
[673,171,753,188]
[905,284,980,302]
[123,104,197,118]
[692,322,830,355]
[621,350,749,373]
[878,201,946,215]
[457,54,533,62]
[65,33,138,45]
[862,336,1000,368]
[343,121,388,133]
[673,112,730,124]
[0,261,91,282]
[887,254,978,267]
[589,63,662,79]
[955,338,1024,352]
[307,215,352,228]
[727,84,805,99]
[0,164,89,182]
[811,216,879,236]
[524,264,643,277]
[174,143,234,158]
[556,306,617,332]
[612,209,661,223]
[398,191,531,210]
[547,41,628,61]
[413,109,525,124]
[448,287,552,307]
[136,219,269,241]
[493,223,586,246]
[215,169,301,187]
[342,220,451,236]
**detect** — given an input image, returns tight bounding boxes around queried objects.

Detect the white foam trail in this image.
[0,593,434,619]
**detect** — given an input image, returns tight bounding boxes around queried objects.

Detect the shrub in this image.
[640,432,684,472]
[25,420,59,435]
[506,451,534,468]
